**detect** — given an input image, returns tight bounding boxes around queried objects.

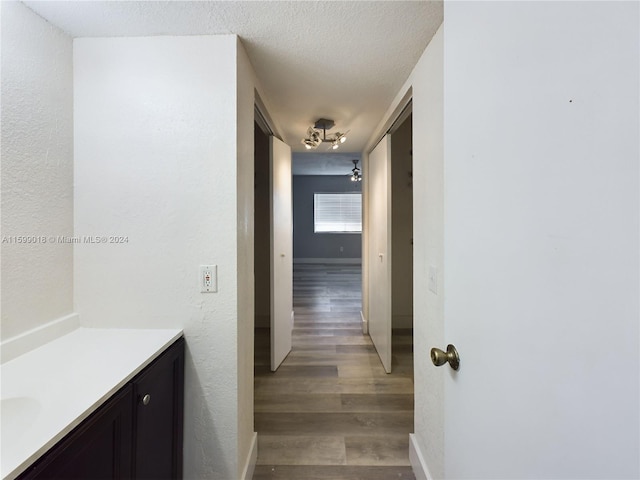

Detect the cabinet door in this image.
[20,386,133,480]
[132,338,184,480]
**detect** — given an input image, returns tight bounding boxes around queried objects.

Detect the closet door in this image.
[368,135,392,373]
[270,136,293,371]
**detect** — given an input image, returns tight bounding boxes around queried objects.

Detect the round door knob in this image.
[430,344,460,371]
[142,394,151,406]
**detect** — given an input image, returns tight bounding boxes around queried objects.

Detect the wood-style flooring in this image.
[253,264,415,480]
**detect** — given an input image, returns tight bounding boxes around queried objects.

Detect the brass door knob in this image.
[430,344,460,371]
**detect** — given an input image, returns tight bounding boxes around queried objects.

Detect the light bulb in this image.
[340,135,347,143]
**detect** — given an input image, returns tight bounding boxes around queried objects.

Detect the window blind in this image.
[314,193,362,233]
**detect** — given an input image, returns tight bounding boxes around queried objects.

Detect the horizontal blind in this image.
[314,193,362,233]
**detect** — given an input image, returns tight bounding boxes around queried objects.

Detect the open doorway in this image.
[253,109,293,373]
[253,104,417,474]
[366,104,414,374]
[390,113,414,361]
[254,118,271,367]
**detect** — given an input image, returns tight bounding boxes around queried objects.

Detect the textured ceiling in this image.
[23,0,442,160]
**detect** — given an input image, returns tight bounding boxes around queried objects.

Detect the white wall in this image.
[444,2,638,478]
[1,1,74,341]
[406,28,444,478]
[364,25,444,478]
[74,35,250,479]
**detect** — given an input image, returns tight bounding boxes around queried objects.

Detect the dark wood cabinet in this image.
[18,337,184,480]
[19,386,134,480]
[132,337,184,479]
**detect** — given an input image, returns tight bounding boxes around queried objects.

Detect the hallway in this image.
[253,264,415,479]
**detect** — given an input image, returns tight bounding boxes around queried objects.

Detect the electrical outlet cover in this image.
[200,265,217,293]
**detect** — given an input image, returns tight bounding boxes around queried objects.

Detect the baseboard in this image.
[293,258,361,265]
[240,432,258,480]
[410,433,435,480]
[360,311,368,334]
[1,313,80,363]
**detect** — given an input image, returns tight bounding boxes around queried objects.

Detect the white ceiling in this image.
[23,0,442,165]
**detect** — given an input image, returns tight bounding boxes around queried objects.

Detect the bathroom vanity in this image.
[1,328,184,480]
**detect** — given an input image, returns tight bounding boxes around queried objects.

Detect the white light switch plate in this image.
[200,265,217,293]
[428,265,438,294]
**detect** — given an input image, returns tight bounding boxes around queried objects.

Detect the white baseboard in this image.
[360,311,368,334]
[1,313,80,363]
[240,432,258,480]
[293,258,361,265]
[410,433,435,480]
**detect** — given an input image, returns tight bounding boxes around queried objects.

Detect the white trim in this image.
[1,313,80,363]
[293,258,361,265]
[361,311,368,335]
[410,433,435,480]
[388,99,413,136]
[366,87,413,154]
[240,432,258,480]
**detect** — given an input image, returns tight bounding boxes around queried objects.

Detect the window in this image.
[314,193,362,233]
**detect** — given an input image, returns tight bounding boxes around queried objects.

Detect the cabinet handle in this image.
[142,394,151,406]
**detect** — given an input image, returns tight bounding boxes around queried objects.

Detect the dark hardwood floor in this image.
[253,264,415,480]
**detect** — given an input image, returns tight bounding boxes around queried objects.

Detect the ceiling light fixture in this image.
[302,127,322,149]
[301,118,349,150]
[350,159,362,182]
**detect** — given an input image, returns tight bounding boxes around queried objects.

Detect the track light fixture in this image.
[350,159,362,182]
[302,127,322,149]
[301,118,349,150]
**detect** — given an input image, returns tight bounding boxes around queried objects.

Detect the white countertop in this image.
[1,327,183,480]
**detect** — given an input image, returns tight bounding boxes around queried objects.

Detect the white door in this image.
[442,2,639,478]
[368,135,392,373]
[270,136,293,371]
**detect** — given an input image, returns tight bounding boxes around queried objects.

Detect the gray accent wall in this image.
[293,175,362,261]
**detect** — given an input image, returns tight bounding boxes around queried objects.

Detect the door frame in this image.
[362,90,413,335]
[362,95,414,374]
[253,92,293,373]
